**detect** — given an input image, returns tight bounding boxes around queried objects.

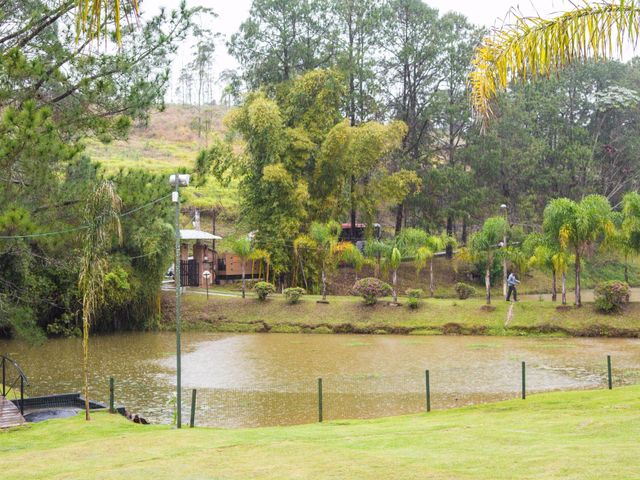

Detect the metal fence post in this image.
[318,378,323,423]
[521,361,526,400]
[190,389,197,428]
[607,355,613,390]
[2,359,5,397]
[20,376,24,415]
[109,377,115,413]
[425,370,431,412]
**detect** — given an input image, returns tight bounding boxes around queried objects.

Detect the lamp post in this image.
[500,203,508,299]
[170,173,190,428]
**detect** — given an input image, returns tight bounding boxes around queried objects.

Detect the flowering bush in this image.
[351,277,393,305]
[455,282,476,300]
[283,287,306,304]
[594,281,630,313]
[254,281,276,301]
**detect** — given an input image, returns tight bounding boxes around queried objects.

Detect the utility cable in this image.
[0,193,172,240]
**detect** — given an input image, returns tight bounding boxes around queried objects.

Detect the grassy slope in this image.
[164,291,640,337]
[84,105,240,210]
[2,386,639,479]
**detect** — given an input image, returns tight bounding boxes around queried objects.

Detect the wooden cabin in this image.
[177,230,260,287]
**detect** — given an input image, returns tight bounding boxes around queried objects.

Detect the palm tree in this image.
[79,181,122,421]
[619,192,640,283]
[364,239,390,279]
[227,237,253,299]
[387,246,402,304]
[399,229,453,298]
[471,1,640,126]
[468,216,509,305]
[527,236,558,302]
[543,195,614,307]
[308,221,342,302]
[552,251,573,306]
[338,242,365,283]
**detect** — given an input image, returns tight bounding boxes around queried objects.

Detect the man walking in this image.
[506,271,520,302]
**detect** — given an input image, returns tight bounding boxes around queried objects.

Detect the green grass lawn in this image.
[165,291,640,337]
[1,386,639,479]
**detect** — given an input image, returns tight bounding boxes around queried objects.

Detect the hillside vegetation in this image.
[85,105,240,211]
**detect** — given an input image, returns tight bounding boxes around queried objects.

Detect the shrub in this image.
[254,281,276,301]
[594,280,630,313]
[455,282,476,300]
[283,287,306,304]
[406,289,424,310]
[351,277,392,305]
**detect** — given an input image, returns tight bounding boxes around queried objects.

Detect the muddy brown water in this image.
[1,333,639,427]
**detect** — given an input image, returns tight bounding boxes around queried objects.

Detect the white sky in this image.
[142,0,577,101]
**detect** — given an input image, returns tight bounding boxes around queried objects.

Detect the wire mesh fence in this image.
[24,353,634,428]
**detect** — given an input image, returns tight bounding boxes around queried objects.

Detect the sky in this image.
[142,0,578,101]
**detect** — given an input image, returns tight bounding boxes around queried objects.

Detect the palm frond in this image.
[75,0,139,44]
[471,1,640,128]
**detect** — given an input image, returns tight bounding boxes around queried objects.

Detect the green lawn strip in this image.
[168,292,640,337]
[1,386,639,479]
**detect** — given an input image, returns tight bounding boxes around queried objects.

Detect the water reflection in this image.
[1,333,638,427]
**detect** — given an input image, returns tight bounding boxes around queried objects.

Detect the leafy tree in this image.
[333,0,383,125]
[468,216,508,305]
[79,181,122,421]
[378,0,442,233]
[228,0,335,88]
[543,195,614,307]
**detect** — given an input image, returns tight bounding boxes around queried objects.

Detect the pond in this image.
[1,333,639,427]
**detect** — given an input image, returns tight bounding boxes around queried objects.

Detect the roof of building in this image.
[180,229,223,241]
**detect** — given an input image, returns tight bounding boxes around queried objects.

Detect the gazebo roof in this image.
[180,229,223,241]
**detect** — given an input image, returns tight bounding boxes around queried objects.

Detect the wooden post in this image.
[425,370,431,412]
[318,378,323,423]
[109,377,115,413]
[190,389,197,428]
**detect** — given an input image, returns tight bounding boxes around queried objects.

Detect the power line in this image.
[0,193,172,240]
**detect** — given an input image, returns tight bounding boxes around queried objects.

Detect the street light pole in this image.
[171,173,190,428]
[500,204,508,300]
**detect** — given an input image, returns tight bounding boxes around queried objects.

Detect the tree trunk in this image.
[624,254,629,284]
[562,272,567,305]
[429,258,434,298]
[485,265,491,305]
[321,268,327,301]
[551,267,557,302]
[241,262,246,299]
[82,313,91,421]
[350,175,357,236]
[575,250,581,307]
[446,215,454,259]
[394,201,403,235]
[392,269,398,303]
[461,216,468,245]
